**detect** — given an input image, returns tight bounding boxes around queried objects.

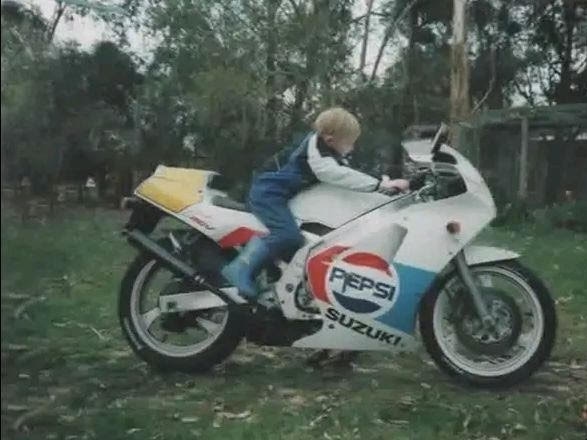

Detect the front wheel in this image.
[420,260,556,388]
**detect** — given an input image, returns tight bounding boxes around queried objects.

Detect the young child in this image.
[222,107,409,300]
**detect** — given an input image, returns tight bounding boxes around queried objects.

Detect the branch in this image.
[8,29,37,59]
[370,0,418,82]
[472,47,496,113]
[14,296,47,319]
[351,13,367,23]
[525,69,537,103]
[350,10,393,24]
[287,0,302,19]
[217,0,264,36]
[47,1,67,42]
[537,64,556,103]
[359,0,375,73]
[513,79,534,106]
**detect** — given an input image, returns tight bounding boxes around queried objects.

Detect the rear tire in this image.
[419,260,556,388]
[119,241,245,373]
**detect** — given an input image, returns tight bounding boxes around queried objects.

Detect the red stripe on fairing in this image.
[218,227,264,248]
[342,252,392,276]
[306,245,348,303]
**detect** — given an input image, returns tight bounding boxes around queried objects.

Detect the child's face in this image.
[323,134,358,155]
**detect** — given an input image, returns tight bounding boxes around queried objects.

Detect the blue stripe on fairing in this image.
[375,263,437,333]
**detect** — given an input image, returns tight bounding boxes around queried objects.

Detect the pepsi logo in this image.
[326,252,398,315]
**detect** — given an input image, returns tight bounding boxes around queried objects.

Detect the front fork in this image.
[454,251,496,327]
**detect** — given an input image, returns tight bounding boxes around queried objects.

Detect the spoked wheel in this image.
[420,261,556,388]
[119,243,245,372]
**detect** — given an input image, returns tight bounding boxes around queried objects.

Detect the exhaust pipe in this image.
[125,229,246,306]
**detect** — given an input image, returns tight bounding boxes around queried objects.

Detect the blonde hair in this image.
[313,107,361,141]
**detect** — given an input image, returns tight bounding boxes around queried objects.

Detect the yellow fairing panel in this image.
[135,166,208,213]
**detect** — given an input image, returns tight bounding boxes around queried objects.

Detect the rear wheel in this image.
[119,241,245,372]
[420,260,556,388]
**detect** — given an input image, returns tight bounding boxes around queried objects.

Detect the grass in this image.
[1,207,586,440]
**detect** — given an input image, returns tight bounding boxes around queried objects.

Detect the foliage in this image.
[491,198,532,227]
[514,0,587,105]
[1,4,141,197]
[1,0,585,201]
[534,201,587,233]
[492,199,587,234]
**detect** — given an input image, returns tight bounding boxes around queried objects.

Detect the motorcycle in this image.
[119,124,556,388]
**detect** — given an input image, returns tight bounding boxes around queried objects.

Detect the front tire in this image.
[119,243,245,373]
[420,260,556,388]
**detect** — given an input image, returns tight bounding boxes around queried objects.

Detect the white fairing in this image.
[289,184,391,228]
[140,141,518,354]
[287,144,500,352]
[179,201,267,244]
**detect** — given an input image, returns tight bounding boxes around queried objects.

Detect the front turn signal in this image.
[446,221,461,234]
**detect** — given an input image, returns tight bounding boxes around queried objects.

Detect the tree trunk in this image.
[406,7,418,125]
[117,166,134,206]
[518,117,529,200]
[359,0,374,76]
[370,0,418,82]
[264,0,281,144]
[288,1,324,134]
[449,0,470,147]
[554,3,577,104]
[289,78,309,135]
[95,164,107,200]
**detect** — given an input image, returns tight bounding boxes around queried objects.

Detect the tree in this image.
[449,0,470,141]
[2,9,141,199]
[4,0,584,204]
[469,0,525,110]
[45,0,124,42]
[515,1,587,204]
[514,0,586,105]
[122,0,360,184]
[2,1,52,188]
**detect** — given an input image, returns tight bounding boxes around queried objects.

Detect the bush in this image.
[533,201,587,233]
[491,199,531,227]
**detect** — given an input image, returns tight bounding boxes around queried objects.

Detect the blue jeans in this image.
[248,172,305,261]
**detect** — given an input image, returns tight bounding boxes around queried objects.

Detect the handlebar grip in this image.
[409,172,427,191]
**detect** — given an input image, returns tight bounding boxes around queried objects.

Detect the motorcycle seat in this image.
[135,166,209,213]
[211,195,249,212]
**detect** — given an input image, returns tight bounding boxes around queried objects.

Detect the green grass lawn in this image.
[1,207,586,440]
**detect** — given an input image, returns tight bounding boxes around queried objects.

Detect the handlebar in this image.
[377,171,430,197]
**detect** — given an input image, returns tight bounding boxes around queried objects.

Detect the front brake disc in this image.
[454,288,523,356]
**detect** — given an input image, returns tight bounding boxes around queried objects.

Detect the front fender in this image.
[463,245,519,266]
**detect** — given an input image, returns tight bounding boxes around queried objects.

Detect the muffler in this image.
[124,229,246,306]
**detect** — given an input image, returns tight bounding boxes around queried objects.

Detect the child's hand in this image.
[379,176,409,193]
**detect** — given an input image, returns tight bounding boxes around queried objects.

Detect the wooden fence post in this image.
[518,117,529,200]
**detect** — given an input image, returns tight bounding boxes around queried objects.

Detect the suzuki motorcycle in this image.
[119,124,556,388]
